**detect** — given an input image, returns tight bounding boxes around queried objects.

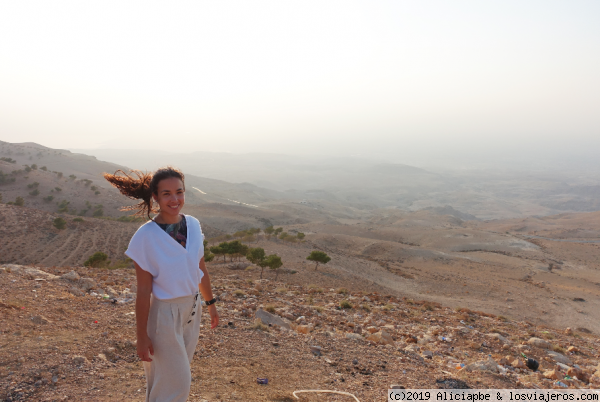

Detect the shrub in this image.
[336,287,348,295]
[265,304,276,313]
[361,303,371,312]
[14,196,24,206]
[40,166,47,171]
[43,195,54,203]
[314,306,324,313]
[27,181,39,188]
[233,289,245,297]
[29,189,39,196]
[53,217,67,230]
[250,318,269,332]
[94,191,100,195]
[339,300,353,309]
[84,252,109,268]
[55,187,62,192]
[93,208,103,217]
[73,217,84,222]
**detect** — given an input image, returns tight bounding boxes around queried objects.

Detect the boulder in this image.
[366,330,394,346]
[296,325,310,334]
[23,268,59,280]
[255,308,291,330]
[345,333,363,341]
[366,326,378,334]
[512,359,526,369]
[487,333,509,343]
[31,315,50,325]
[547,350,572,365]
[543,369,559,380]
[567,346,578,353]
[464,357,499,373]
[567,367,589,383]
[61,270,80,281]
[69,287,84,297]
[79,278,96,291]
[527,337,551,349]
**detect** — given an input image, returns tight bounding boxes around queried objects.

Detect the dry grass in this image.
[264,304,277,313]
[233,289,246,297]
[339,299,352,309]
[336,287,348,295]
[249,318,269,332]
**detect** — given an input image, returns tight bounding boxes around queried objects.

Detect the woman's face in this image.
[153,177,185,219]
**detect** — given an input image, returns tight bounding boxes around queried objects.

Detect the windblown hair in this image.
[103,166,185,218]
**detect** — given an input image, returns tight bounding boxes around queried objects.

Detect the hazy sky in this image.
[1,1,599,162]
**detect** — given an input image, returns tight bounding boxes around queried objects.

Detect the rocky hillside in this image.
[1,263,599,401]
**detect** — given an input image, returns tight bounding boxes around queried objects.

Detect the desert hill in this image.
[0,141,289,218]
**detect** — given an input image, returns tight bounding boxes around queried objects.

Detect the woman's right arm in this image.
[134,261,154,362]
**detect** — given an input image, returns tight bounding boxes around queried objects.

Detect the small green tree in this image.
[31,164,38,170]
[43,195,54,203]
[15,196,24,206]
[247,247,266,278]
[274,227,283,239]
[264,226,274,239]
[265,254,283,280]
[53,217,67,230]
[84,252,109,268]
[203,240,214,262]
[297,232,305,240]
[210,242,229,263]
[29,188,40,196]
[40,166,47,171]
[307,250,331,270]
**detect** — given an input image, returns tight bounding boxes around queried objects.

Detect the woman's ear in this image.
[152,192,158,202]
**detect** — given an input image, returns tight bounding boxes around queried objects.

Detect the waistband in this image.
[152,292,199,304]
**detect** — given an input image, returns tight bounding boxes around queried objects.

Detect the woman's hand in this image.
[208,304,219,329]
[137,334,154,362]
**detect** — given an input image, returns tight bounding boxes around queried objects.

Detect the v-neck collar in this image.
[151,214,189,253]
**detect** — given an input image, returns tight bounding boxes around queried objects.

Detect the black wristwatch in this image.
[205,298,217,306]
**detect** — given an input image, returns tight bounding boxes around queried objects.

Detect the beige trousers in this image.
[143,293,201,402]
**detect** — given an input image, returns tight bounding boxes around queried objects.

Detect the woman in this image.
[104,167,219,402]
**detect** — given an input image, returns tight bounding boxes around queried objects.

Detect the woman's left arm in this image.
[199,256,219,329]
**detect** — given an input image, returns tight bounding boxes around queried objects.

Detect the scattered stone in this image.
[31,315,50,325]
[565,327,573,335]
[97,353,108,362]
[103,347,116,361]
[255,308,291,330]
[23,267,59,280]
[69,287,84,297]
[352,358,358,365]
[310,346,322,356]
[422,350,433,359]
[366,326,378,334]
[72,356,89,366]
[296,325,310,334]
[527,337,551,349]
[567,346,578,353]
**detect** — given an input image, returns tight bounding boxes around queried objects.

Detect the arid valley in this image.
[1,140,600,401]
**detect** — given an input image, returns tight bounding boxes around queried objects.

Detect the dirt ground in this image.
[1,263,600,402]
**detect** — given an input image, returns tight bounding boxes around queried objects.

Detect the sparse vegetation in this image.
[339,300,353,309]
[73,217,84,222]
[233,289,246,297]
[53,217,67,230]
[43,195,54,203]
[297,232,305,240]
[15,196,24,206]
[84,252,109,268]
[40,166,47,171]
[0,157,16,163]
[336,287,348,295]
[265,304,276,313]
[249,318,269,332]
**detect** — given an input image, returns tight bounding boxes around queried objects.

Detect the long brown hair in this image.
[103,166,185,218]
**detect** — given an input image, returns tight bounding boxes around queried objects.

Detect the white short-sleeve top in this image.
[125,215,205,300]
